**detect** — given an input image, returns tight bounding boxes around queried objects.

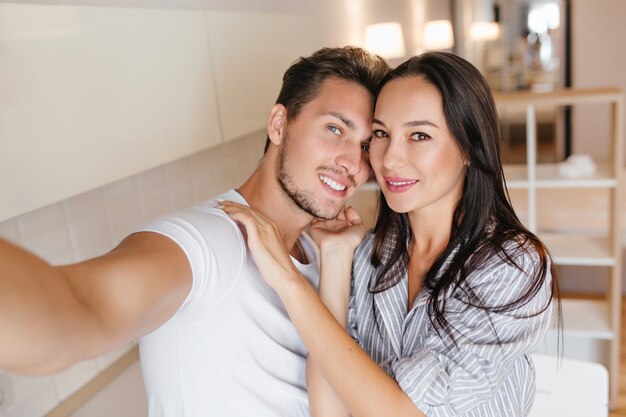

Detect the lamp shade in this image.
[363,22,406,59]
[423,19,454,51]
[469,21,501,41]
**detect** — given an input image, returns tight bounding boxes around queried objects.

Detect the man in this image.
[0,46,388,416]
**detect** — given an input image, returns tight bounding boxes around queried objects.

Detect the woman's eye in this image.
[328,125,342,136]
[372,129,387,139]
[411,132,431,141]
[361,143,370,153]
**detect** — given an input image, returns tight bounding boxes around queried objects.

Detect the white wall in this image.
[0,4,222,221]
[0,2,326,222]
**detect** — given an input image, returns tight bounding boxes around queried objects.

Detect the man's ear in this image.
[267,104,288,146]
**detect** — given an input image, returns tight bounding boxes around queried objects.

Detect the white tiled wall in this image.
[0,130,265,417]
[69,360,146,417]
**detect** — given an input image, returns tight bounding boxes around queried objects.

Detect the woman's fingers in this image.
[220,201,256,232]
[221,202,272,252]
[221,201,300,291]
[344,206,362,226]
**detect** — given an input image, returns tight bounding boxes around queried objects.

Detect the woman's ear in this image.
[267,104,288,146]
[463,152,471,167]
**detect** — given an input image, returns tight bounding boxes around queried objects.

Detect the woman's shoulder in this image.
[352,232,377,282]
[354,231,376,260]
[460,235,553,312]
[471,234,549,283]
[501,235,546,265]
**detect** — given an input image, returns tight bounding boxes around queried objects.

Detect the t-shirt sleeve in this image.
[391,250,553,417]
[136,207,246,316]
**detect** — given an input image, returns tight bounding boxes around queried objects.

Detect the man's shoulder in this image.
[136,189,246,246]
[181,189,245,219]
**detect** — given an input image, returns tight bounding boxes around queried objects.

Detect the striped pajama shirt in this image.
[348,232,553,417]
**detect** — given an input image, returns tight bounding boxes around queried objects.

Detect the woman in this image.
[222,52,558,417]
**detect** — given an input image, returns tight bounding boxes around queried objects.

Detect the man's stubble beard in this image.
[277,134,341,221]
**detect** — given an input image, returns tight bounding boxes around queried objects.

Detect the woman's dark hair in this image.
[264,46,389,153]
[370,52,559,342]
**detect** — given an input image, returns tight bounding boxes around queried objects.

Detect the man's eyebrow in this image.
[326,112,355,129]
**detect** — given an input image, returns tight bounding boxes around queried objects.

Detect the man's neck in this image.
[236,165,312,255]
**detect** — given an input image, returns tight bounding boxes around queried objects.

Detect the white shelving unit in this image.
[495,87,624,406]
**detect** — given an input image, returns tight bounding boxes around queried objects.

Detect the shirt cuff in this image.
[391,348,456,417]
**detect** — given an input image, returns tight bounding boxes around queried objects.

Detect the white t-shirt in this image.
[136,189,318,417]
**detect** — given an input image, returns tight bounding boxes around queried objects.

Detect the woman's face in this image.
[369,75,467,216]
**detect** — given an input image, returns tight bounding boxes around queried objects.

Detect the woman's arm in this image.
[222,202,425,417]
[280,269,424,417]
[306,207,365,417]
[306,241,352,417]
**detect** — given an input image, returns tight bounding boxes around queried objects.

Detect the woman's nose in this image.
[381,139,407,170]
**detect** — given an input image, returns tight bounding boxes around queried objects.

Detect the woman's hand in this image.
[221,204,422,417]
[309,205,366,256]
[220,201,302,292]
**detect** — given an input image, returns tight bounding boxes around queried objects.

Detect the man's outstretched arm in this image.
[0,232,192,374]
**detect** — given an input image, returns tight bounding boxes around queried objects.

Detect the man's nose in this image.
[335,142,363,177]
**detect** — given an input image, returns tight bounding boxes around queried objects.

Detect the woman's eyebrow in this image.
[372,118,439,128]
[405,119,439,128]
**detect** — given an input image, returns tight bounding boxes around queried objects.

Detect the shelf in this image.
[540,233,615,266]
[492,87,623,405]
[504,163,616,189]
[549,298,614,340]
[494,87,623,109]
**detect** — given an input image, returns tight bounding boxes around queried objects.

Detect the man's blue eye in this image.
[328,126,341,135]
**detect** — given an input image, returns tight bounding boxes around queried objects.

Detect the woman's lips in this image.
[384,177,418,192]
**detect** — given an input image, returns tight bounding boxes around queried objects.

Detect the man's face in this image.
[277,77,373,220]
